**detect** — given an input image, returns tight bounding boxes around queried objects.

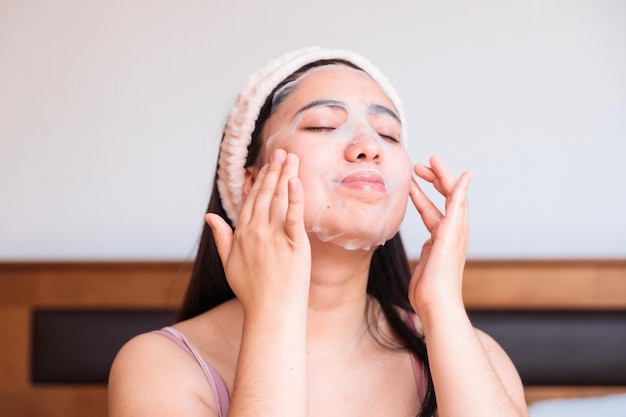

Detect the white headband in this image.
[217,46,407,226]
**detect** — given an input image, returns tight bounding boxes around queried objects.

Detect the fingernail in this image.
[272,149,286,162]
[285,153,297,164]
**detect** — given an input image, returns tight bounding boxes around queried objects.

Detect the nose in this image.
[344,128,383,163]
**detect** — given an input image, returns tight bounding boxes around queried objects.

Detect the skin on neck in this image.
[304,236,379,352]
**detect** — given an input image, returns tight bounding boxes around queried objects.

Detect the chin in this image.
[330,236,386,252]
[305,200,404,250]
[309,222,398,252]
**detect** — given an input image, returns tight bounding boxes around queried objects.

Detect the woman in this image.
[109,47,529,417]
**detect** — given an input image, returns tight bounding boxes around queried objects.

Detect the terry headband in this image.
[217,46,407,226]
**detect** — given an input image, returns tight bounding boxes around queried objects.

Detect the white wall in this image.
[1,0,624,260]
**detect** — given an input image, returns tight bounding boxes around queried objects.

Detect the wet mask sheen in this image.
[265,67,408,251]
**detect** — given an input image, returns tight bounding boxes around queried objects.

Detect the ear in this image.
[242,166,257,198]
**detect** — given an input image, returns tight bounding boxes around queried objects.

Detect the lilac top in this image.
[154,313,426,416]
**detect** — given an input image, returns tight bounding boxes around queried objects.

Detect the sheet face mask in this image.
[266,67,409,251]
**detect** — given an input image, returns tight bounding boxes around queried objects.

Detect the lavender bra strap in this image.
[404,310,427,402]
[153,326,230,417]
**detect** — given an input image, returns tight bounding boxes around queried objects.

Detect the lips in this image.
[339,170,386,193]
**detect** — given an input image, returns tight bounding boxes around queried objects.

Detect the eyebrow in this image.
[295,100,346,116]
[368,104,401,123]
[294,100,401,124]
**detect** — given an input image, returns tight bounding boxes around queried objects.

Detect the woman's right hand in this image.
[205,149,311,315]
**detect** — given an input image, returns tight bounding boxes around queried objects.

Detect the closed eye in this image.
[305,126,336,132]
[379,133,399,143]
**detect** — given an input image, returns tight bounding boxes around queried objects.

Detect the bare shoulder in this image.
[109,301,243,417]
[475,328,529,413]
[108,330,219,417]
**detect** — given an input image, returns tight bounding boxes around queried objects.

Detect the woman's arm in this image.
[409,155,529,417]
[418,304,528,417]
[207,149,310,417]
[110,150,310,417]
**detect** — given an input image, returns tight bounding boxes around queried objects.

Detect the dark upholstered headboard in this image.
[1,260,625,416]
[31,310,176,384]
[469,310,626,386]
[29,309,626,387]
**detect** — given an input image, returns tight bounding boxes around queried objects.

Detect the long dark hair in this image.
[179,59,437,417]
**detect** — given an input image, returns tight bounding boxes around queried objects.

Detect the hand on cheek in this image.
[408,155,472,315]
[207,149,311,315]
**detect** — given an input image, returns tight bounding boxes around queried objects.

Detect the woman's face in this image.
[260,65,412,251]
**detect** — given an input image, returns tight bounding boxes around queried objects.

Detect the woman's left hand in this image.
[408,155,472,316]
[408,157,530,417]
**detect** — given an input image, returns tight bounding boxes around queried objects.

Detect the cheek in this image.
[264,130,312,162]
[264,136,331,200]
[280,135,339,179]
[295,152,339,224]
[297,156,330,201]
[388,152,412,191]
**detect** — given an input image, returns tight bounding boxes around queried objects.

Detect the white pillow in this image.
[528,393,626,417]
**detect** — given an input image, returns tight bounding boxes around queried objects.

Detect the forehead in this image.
[278,65,397,113]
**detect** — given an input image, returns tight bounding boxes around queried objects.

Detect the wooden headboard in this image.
[1,260,625,417]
